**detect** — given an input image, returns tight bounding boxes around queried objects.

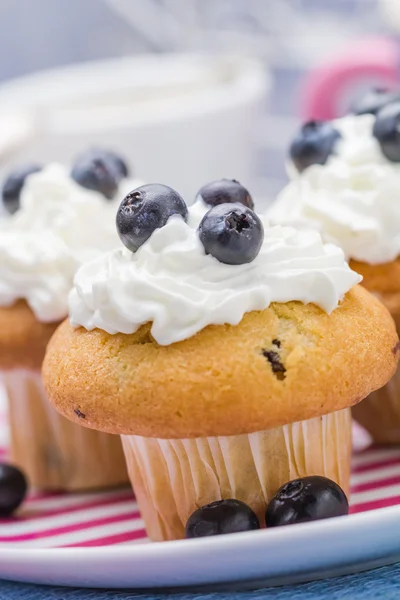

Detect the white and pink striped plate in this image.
[0,397,400,590]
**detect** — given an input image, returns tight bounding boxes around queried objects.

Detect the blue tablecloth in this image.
[1,562,400,599]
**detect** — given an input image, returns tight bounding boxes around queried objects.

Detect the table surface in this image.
[1,561,400,600]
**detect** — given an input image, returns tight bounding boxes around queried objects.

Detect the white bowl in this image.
[0,54,269,200]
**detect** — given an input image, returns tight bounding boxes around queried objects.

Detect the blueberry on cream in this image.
[116,183,188,253]
[198,203,264,265]
[2,164,42,214]
[101,149,130,179]
[71,148,129,200]
[289,121,341,173]
[195,179,254,209]
[351,88,400,116]
[373,101,400,162]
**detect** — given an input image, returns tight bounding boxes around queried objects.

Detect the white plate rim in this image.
[0,504,400,589]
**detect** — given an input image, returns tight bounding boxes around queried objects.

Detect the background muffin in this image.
[268,94,400,444]
[0,150,141,490]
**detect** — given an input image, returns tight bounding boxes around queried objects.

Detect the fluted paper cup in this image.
[122,408,351,541]
[3,369,128,491]
[352,310,400,444]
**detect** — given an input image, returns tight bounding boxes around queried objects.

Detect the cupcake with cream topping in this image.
[269,91,400,444]
[43,180,397,540]
[0,148,142,490]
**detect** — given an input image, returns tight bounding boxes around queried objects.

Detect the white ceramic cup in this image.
[0,53,269,201]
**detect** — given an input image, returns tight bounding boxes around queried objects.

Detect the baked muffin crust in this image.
[350,257,400,318]
[0,301,60,370]
[43,285,398,438]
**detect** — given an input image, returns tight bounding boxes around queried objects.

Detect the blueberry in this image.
[0,463,27,516]
[71,149,126,199]
[196,179,254,209]
[89,148,129,178]
[289,121,341,173]
[185,499,260,538]
[265,476,349,528]
[116,183,188,252]
[351,88,400,116]
[2,163,42,214]
[198,203,263,265]
[373,101,400,162]
[104,150,129,179]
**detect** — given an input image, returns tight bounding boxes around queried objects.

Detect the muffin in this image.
[0,150,142,490]
[42,182,397,539]
[268,93,400,444]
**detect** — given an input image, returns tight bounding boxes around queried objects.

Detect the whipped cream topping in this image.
[69,214,361,345]
[271,114,400,264]
[186,198,209,228]
[0,163,141,322]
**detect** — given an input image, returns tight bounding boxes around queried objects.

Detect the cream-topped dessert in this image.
[0,148,140,492]
[271,113,400,265]
[0,160,141,322]
[43,179,397,541]
[269,90,400,446]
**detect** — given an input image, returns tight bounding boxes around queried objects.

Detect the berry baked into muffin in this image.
[43,181,398,540]
[269,89,400,444]
[0,149,141,490]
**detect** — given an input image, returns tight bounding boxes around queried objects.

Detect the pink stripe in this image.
[61,528,147,547]
[26,492,67,502]
[352,474,400,494]
[25,489,130,503]
[0,510,141,542]
[352,455,400,474]
[0,493,134,523]
[351,494,400,514]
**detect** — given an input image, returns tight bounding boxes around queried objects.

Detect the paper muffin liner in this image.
[352,311,400,444]
[121,408,351,541]
[2,369,128,491]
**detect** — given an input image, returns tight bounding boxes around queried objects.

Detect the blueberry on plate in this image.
[196,179,254,209]
[289,121,341,173]
[185,499,260,538]
[351,88,400,116]
[198,203,264,265]
[265,476,349,527]
[71,149,126,199]
[0,463,27,516]
[116,183,188,252]
[373,101,400,162]
[2,163,42,214]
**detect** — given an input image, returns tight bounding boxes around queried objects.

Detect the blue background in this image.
[2,560,400,598]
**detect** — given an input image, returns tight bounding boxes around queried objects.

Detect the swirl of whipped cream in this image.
[0,163,141,322]
[186,198,209,228]
[69,214,361,345]
[271,114,400,265]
